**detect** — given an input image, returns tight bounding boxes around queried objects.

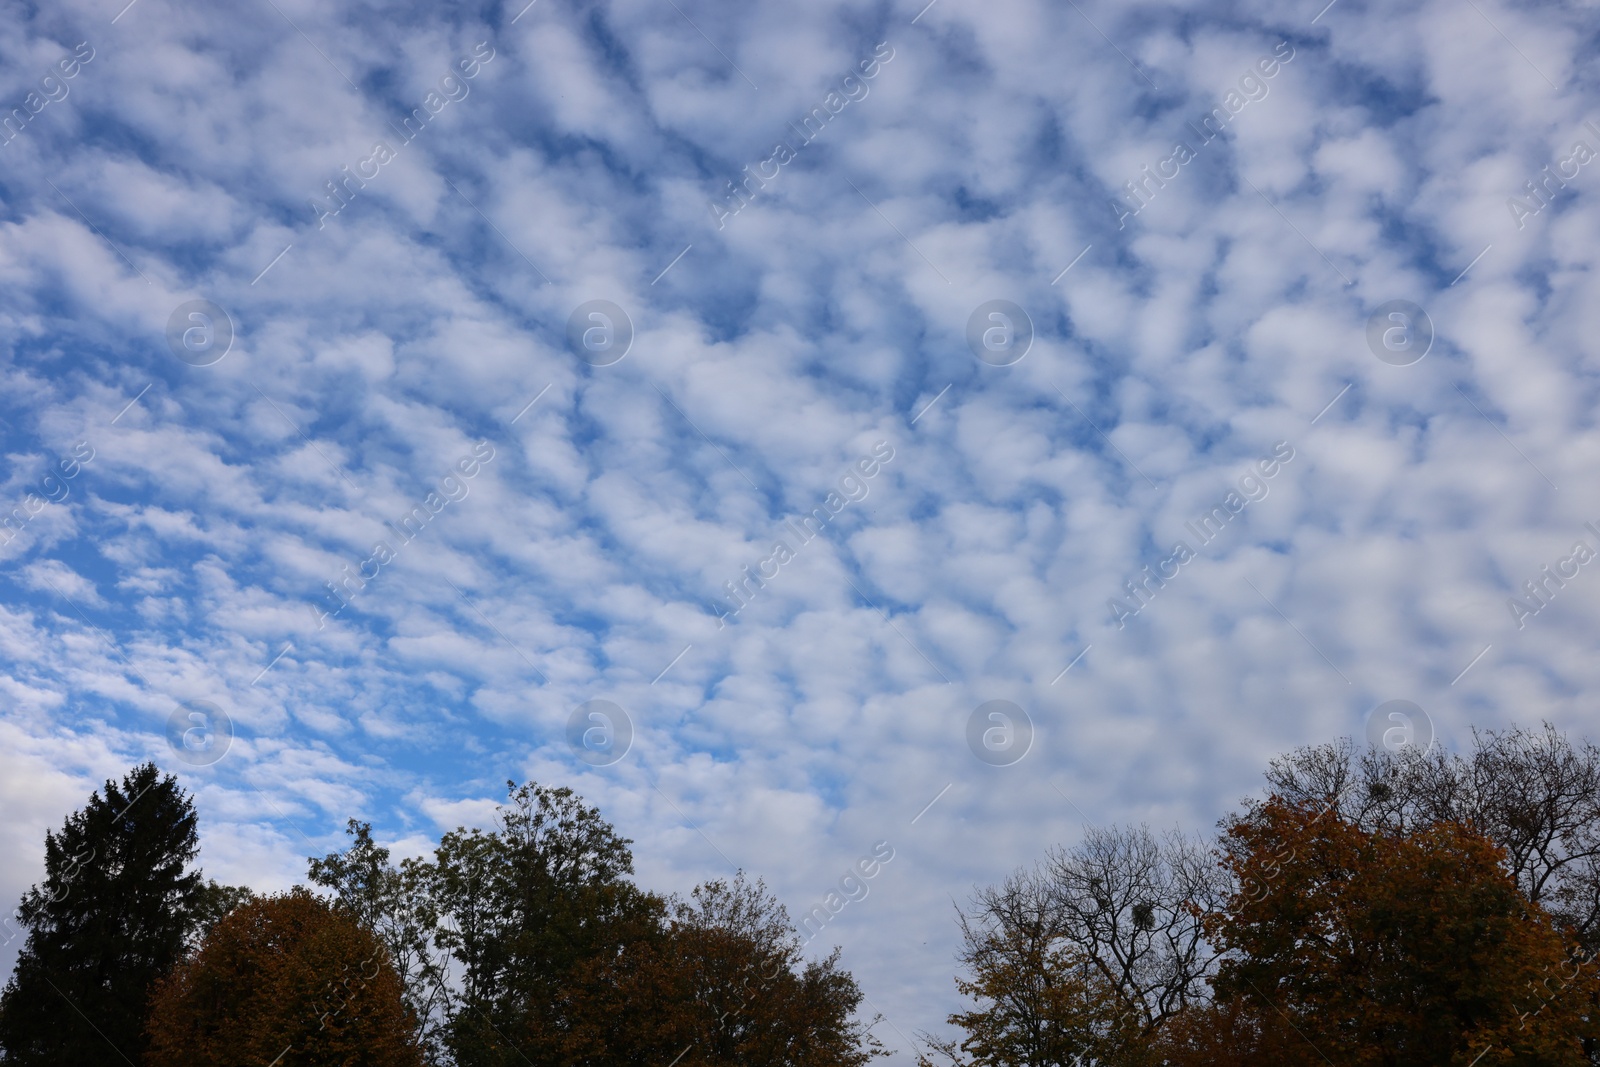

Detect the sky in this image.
[2,0,1599,1056]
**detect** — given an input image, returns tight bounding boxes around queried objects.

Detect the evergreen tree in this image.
[0,762,213,1066]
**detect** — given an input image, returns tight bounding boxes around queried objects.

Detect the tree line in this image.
[4,722,1599,1065]
[920,722,1600,1065]
[0,768,882,1066]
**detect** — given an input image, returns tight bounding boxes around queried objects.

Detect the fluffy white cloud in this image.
[2,0,1599,1055]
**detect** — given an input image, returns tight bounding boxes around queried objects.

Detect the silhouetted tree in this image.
[0,763,220,1066]
[309,821,449,1059]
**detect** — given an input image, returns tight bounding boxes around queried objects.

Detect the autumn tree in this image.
[1259,722,1600,955]
[919,826,1223,1067]
[0,763,231,1066]
[916,887,1144,1067]
[145,888,421,1067]
[1159,797,1598,1066]
[928,725,1600,1066]
[554,873,887,1067]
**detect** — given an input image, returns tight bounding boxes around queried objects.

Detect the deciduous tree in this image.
[919,826,1222,1067]
[309,820,450,1059]
[555,873,886,1067]
[1162,797,1599,1066]
[1260,723,1600,955]
[422,780,662,1066]
[928,726,1600,1065]
[145,888,421,1067]
[310,783,886,1067]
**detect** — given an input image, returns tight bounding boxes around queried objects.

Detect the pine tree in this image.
[0,762,213,1066]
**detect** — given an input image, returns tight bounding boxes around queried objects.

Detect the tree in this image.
[0,762,218,1066]
[1259,723,1600,956]
[312,783,887,1067]
[309,821,450,1059]
[920,826,1223,1067]
[927,725,1600,1065]
[917,898,1142,1067]
[144,888,422,1067]
[1160,797,1598,1066]
[190,880,256,949]
[422,780,662,1067]
[555,873,887,1067]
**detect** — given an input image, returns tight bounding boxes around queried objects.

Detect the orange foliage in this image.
[145,888,422,1067]
[1159,798,1599,1066]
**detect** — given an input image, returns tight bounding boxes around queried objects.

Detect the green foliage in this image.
[2,768,886,1067]
[308,781,885,1067]
[408,780,661,1066]
[191,880,255,947]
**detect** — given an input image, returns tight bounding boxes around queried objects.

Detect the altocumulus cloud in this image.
[2,0,1600,1058]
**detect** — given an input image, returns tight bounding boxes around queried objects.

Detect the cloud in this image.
[18,558,103,606]
[3,0,1600,1052]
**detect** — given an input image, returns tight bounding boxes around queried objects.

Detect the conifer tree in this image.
[0,762,216,1066]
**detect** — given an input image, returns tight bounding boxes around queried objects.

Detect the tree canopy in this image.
[145,888,422,1067]
[926,723,1600,1067]
[548,873,885,1067]
[308,779,886,1067]
[15,726,1591,1067]
[1160,796,1599,1065]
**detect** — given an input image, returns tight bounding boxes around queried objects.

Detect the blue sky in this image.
[3,0,1599,1055]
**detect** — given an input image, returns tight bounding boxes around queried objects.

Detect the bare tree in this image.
[919,826,1225,1067]
[1038,826,1224,1029]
